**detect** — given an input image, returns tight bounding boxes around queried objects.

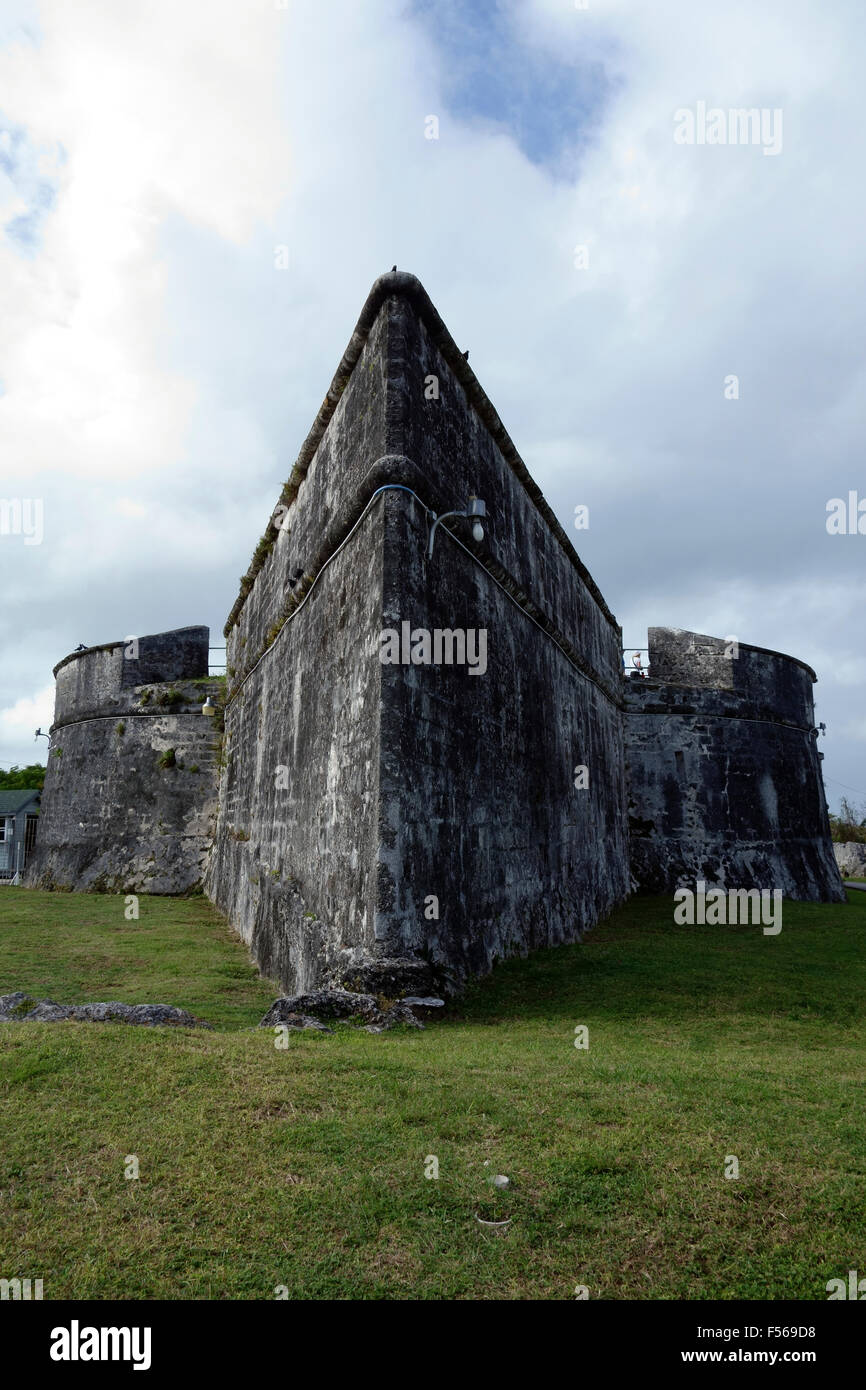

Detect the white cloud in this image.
[0,683,54,767]
[0,0,288,486]
[0,0,863,810]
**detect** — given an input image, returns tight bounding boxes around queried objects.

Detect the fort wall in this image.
[206,272,630,993]
[27,628,220,894]
[624,628,845,901]
[27,275,846,995]
[375,290,629,986]
[204,301,393,989]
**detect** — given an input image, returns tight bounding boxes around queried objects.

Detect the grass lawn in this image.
[0,886,864,1300]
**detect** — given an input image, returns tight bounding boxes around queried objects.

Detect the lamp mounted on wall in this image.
[426,495,487,560]
[202,696,218,718]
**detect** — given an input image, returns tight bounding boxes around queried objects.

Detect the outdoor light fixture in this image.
[202,696,217,717]
[427,495,487,559]
[34,728,50,742]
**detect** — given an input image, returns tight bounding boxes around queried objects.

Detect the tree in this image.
[829,797,866,844]
[0,763,46,791]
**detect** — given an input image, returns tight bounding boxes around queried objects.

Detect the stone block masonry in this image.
[833,842,866,878]
[206,271,632,994]
[27,628,221,894]
[624,628,845,901]
[30,272,846,993]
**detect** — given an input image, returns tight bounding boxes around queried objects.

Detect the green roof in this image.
[0,789,41,814]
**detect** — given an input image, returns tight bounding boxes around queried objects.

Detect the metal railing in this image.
[622,647,650,679]
[0,839,29,884]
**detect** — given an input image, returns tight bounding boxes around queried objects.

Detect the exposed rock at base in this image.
[0,992,35,1018]
[379,1001,425,1030]
[0,994,210,1027]
[259,990,379,1027]
[269,1012,334,1033]
[259,989,434,1033]
[333,957,440,998]
[363,1006,422,1033]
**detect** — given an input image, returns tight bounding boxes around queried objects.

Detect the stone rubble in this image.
[0,992,211,1028]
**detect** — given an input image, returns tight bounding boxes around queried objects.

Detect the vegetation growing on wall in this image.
[155,688,183,708]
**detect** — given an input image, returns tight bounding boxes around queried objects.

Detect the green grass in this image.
[0,887,864,1300]
[0,890,275,1030]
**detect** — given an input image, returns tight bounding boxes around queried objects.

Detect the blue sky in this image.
[1,115,58,253]
[0,0,864,817]
[409,0,619,172]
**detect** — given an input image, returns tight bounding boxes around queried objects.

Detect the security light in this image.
[427,495,488,559]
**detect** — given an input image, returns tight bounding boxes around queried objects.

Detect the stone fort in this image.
[28,271,845,994]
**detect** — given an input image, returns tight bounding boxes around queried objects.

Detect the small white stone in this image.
[490,1174,510,1189]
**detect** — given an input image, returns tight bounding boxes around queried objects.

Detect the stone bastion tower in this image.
[28,271,845,993]
[28,629,222,895]
[624,628,843,901]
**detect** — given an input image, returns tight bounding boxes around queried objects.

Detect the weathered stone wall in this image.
[834,842,866,877]
[27,628,220,894]
[207,271,630,994]
[624,628,844,901]
[30,274,845,990]
[205,303,394,990]
[387,293,623,691]
[52,626,210,718]
[204,515,386,991]
[375,290,629,986]
[377,490,629,991]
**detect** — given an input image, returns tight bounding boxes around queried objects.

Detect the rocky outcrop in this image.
[332,957,438,998]
[260,990,379,1025]
[0,992,210,1027]
[258,988,444,1033]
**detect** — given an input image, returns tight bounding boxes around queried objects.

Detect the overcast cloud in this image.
[0,0,863,810]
